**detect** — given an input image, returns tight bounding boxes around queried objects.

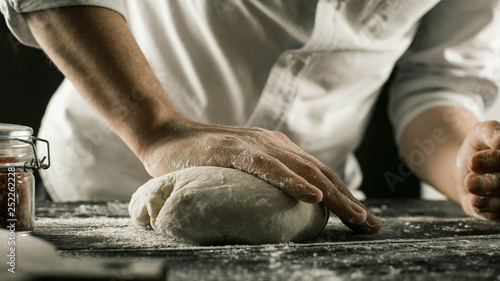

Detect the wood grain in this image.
[27,199,500,280]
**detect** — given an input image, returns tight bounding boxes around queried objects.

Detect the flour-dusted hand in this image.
[458,121,500,222]
[23,6,380,233]
[138,117,381,234]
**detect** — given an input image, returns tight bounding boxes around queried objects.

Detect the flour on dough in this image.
[129,166,328,245]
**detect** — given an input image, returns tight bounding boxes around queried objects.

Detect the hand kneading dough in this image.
[129,166,329,245]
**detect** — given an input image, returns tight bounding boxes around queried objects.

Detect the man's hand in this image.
[401,106,500,223]
[139,117,381,234]
[457,121,500,222]
[24,6,380,234]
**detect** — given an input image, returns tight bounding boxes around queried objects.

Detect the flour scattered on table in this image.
[34,218,194,250]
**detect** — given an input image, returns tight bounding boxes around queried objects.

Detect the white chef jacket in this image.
[1,0,499,202]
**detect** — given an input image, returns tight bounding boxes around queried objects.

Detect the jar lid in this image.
[0,123,33,138]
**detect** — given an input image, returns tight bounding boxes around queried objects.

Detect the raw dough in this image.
[129,166,329,245]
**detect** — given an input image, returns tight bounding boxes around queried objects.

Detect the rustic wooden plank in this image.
[59,235,500,280]
[159,236,500,281]
[28,199,500,281]
[32,216,500,252]
[32,199,500,251]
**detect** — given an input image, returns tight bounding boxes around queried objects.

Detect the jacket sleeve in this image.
[389,0,500,144]
[0,0,127,48]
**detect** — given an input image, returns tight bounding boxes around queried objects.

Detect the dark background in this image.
[1,19,64,200]
[0,19,63,136]
[0,18,419,200]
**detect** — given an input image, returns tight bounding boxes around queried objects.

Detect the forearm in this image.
[23,6,183,158]
[400,106,478,202]
[21,6,384,232]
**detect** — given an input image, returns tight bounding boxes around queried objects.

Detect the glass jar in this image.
[0,124,50,233]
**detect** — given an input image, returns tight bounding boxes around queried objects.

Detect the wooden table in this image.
[12,199,500,280]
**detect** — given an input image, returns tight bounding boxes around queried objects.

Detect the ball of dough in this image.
[129,166,329,245]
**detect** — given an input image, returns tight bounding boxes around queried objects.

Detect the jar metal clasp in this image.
[14,137,50,172]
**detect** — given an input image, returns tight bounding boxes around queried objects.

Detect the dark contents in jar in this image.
[0,157,34,231]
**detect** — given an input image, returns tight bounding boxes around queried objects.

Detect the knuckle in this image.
[215,136,241,148]
[478,120,496,131]
[275,131,292,142]
[494,139,500,149]
[472,195,488,209]
[471,195,480,208]
[319,162,335,176]
[486,173,500,187]
[485,120,499,129]
[481,120,500,137]
[253,153,275,167]
[272,131,287,138]
[243,128,270,143]
[247,127,270,137]
[262,130,287,140]
[300,162,318,174]
[252,127,268,133]
[243,132,262,144]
